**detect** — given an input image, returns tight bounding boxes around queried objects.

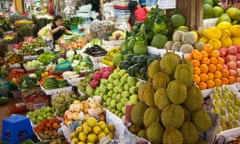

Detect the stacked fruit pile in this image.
[95,69,141,118]
[211,85,240,132]
[70,117,115,144]
[189,44,235,90]
[200,22,240,49]
[27,107,55,124]
[102,48,120,66]
[129,52,212,144]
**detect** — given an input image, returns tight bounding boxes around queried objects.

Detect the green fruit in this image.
[154,88,170,110]
[146,122,164,144]
[160,52,181,76]
[203,4,213,18]
[184,85,203,111]
[133,41,147,55]
[142,84,155,107]
[161,104,184,128]
[127,77,136,86]
[171,14,186,28]
[226,7,240,20]
[180,122,199,144]
[218,14,231,23]
[113,53,123,66]
[163,127,183,144]
[213,6,224,17]
[204,0,214,5]
[130,102,148,127]
[191,108,212,131]
[174,64,193,87]
[152,72,170,89]
[143,107,161,127]
[167,80,187,105]
[147,60,161,79]
[151,34,168,49]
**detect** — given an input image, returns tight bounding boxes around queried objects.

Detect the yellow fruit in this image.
[79,133,87,141]
[232,37,240,45]
[221,29,231,37]
[104,127,110,134]
[190,30,199,41]
[71,138,79,144]
[70,132,77,139]
[98,132,106,140]
[199,37,208,43]
[87,133,98,143]
[76,126,83,133]
[221,36,232,47]
[86,117,97,128]
[230,25,240,37]
[93,126,101,134]
[83,125,92,134]
[203,27,222,40]
[208,39,222,49]
[98,121,107,130]
[107,125,115,132]
[217,21,232,30]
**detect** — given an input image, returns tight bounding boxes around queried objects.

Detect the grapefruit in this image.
[213,6,224,17]
[170,14,186,28]
[226,7,240,20]
[218,14,231,23]
[203,4,213,18]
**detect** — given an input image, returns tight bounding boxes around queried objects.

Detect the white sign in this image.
[158,0,176,9]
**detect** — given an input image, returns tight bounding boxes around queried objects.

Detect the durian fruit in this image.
[172,41,182,51]
[154,88,170,110]
[183,107,191,121]
[143,107,161,127]
[138,82,150,101]
[194,42,204,51]
[160,52,181,76]
[146,122,164,144]
[130,102,148,127]
[184,84,203,111]
[174,63,193,87]
[180,121,199,144]
[173,30,185,42]
[161,104,184,128]
[179,44,194,54]
[148,60,161,79]
[167,80,187,104]
[142,84,156,107]
[182,58,193,71]
[182,32,197,45]
[197,140,208,144]
[191,108,212,131]
[163,127,183,144]
[137,130,146,138]
[164,41,173,50]
[129,125,142,134]
[152,72,170,90]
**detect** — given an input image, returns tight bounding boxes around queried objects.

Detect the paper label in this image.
[158,0,176,9]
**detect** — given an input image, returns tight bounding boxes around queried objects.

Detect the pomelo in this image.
[213,6,224,17]
[203,4,213,18]
[218,14,231,23]
[170,14,186,28]
[226,7,240,20]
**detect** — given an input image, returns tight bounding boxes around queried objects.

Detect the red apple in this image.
[237,61,240,68]
[236,77,240,82]
[236,54,240,60]
[93,71,103,81]
[229,69,237,77]
[219,47,228,57]
[236,45,240,53]
[228,45,238,55]
[225,55,237,62]
[237,68,240,77]
[223,64,229,70]
[228,61,237,70]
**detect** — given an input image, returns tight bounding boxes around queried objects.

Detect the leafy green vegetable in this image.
[37,51,56,65]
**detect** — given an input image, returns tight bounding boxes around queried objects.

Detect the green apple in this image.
[127,99,138,105]
[107,90,113,96]
[116,103,123,111]
[121,98,128,104]
[127,77,136,86]
[100,79,108,84]
[129,86,137,94]
[120,73,129,83]
[116,94,121,101]
[124,84,129,91]
[119,69,127,77]
[129,94,138,101]
[110,100,117,108]
[106,98,111,105]
[136,81,143,88]
[121,106,126,114]
[111,72,120,79]
[113,79,120,86]
[116,86,123,93]
[107,83,114,90]
[113,87,118,93]
[112,94,117,99]
[122,91,129,98]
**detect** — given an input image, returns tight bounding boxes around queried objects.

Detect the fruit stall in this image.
[3,0,240,144]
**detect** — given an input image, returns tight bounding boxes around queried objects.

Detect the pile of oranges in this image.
[188,44,235,90]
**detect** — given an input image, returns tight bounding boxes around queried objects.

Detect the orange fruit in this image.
[210,57,218,64]
[203,44,213,53]
[194,67,201,75]
[217,57,225,64]
[222,77,229,84]
[215,71,222,79]
[198,82,207,90]
[201,50,209,58]
[192,50,202,60]
[201,57,210,64]
[207,80,215,88]
[222,69,229,77]
[186,54,192,60]
[216,64,223,71]
[200,73,208,82]
[215,79,222,86]
[200,64,209,73]
[208,73,215,80]
[211,50,220,57]
[229,76,236,84]
[208,64,217,73]
[194,74,201,84]
[192,59,200,67]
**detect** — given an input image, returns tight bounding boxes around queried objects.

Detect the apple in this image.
[237,68,240,76]
[219,47,228,57]
[228,45,238,55]
[237,61,240,68]
[237,54,240,60]
[227,61,237,70]
[225,55,237,62]
[229,69,237,77]
[223,64,228,70]
[237,45,240,53]
[90,80,99,88]
[93,71,103,81]
[102,71,111,79]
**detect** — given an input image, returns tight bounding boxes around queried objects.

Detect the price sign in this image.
[158,0,176,9]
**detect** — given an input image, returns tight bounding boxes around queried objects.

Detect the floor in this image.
[0,98,23,140]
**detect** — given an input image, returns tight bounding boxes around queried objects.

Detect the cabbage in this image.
[38,51,56,65]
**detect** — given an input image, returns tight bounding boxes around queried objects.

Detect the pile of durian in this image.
[129,51,213,144]
[164,30,204,54]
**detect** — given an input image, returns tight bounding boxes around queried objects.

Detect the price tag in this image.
[158,0,176,9]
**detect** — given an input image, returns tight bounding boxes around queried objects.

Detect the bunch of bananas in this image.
[101,48,120,66]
